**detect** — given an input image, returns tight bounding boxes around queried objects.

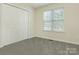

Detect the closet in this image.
[0,4,30,47]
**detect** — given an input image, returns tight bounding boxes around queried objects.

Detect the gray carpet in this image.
[0,37,79,55]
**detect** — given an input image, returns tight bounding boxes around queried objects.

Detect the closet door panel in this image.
[1,4,29,46]
[18,10,29,39]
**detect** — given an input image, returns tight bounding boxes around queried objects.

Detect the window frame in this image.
[43,7,64,32]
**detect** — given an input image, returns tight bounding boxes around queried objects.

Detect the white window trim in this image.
[43,7,64,32]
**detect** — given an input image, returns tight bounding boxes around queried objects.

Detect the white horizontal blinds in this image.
[43,11,52,31]
[43,8,64,32]
[52,8,64,32]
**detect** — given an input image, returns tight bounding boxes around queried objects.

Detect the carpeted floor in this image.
[0,37,79,55]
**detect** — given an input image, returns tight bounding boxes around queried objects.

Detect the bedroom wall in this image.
[35,3,79,45]
[0,4,2,46]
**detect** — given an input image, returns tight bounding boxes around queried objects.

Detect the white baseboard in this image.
[37,36,79,45]
[0,36,35,48]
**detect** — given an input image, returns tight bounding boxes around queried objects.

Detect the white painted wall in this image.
[35,3,79,45]
[0,4,2,46]
[0,4,34,47]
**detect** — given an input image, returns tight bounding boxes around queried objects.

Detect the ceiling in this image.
[10,3,49,8]
[28,3,49,8]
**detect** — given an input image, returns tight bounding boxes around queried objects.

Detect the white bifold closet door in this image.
[1,4,29,46]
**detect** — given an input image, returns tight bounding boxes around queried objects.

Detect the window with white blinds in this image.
[43,8,64,32]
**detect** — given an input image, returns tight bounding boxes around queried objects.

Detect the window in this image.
[43,8,64,32]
